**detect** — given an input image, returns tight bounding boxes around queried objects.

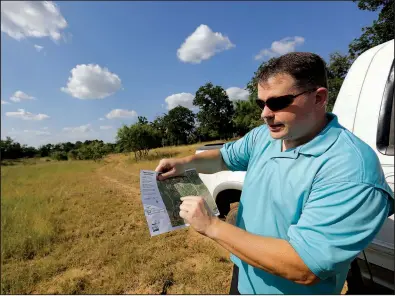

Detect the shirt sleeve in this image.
[220,126,264,171]
[287,181,391,280]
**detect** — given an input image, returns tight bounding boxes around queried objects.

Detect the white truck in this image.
[196,39,394,291]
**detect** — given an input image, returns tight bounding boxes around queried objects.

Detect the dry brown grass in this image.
[1,142,232,294]
[1,141,349,294]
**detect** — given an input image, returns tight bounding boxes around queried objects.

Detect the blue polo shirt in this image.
[220,113,394,294]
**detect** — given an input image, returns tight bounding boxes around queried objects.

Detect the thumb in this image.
[158,168,176,180]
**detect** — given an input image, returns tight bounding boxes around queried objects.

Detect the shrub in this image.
[50,151,68,161]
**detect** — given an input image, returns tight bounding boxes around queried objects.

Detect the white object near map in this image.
[140,169,219,236]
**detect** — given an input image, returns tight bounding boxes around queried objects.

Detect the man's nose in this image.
[261,104,274,120]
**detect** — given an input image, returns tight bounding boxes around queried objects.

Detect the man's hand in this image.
[155,158,186,180]
[179,196,219,235]
[179,197,319,286]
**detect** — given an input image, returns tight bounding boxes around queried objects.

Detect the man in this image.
[155,52,394,294]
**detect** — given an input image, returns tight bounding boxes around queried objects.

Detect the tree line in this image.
[0,137,117,162]
[1,0,391,162]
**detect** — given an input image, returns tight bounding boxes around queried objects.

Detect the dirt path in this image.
[97,159,139,190]
[100,175,140,195]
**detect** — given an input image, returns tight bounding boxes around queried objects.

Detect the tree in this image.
[0,137,38,160]
[38,144,53,157]
[138,116,149,125]
[75,141,108,161]
[151,115,168,146]
[233,98,263,136]
[116,123,161,160]
[75,141,83,149]
[246,58,277,102]
[349,0,394,59]
[326,52,352,112]
[21,145,38,158]
[162,106,196,146]
[239,58,278,134]
[1,137,117,162]
[326,0,392,111]
[193,82,235,140]
[50,151,68,161]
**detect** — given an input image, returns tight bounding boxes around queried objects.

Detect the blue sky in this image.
[1,1,378,147]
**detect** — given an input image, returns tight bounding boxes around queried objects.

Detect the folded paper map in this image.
[140,169,219,236]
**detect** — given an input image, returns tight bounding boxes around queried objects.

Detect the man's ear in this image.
[315,87,328,110]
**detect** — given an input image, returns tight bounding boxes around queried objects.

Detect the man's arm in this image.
[157,126,263,179]
[156,149,227,179]
[180,183,391,286]
[183,149,228,174]
[179,196,318,286]
[207,218,319,285]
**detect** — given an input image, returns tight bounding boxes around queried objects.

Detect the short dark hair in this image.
[257,52,328,90]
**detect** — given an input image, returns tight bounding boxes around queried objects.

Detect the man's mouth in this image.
[268,123,284,131]
[268,123,284,127]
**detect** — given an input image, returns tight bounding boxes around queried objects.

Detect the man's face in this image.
[257,73,323,141]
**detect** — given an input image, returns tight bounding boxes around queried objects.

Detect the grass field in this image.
[1,142,349,294]
[1,142,233,294]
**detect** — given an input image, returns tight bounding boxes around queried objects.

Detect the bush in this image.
[67,149,79,160]
[50,151,68,161]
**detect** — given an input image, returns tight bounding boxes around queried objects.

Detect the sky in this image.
[1,1,378,148]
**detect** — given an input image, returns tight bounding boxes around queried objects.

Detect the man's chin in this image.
[270,132,286,139]
[268,127,287,139]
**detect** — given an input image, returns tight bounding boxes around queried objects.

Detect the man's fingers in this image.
[179,203,194,212]
[180,200,200,208]
[179,210,189,220]
[157,168,176,180]
[180,196,203,201]
[155,160,167,172]
[181,196,205,202]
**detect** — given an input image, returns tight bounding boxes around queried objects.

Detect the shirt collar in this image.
[298,112,343,157]
[269,113,343,158]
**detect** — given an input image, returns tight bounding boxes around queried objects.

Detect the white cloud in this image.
[1,1,68,41]
[100,125,113,130]
[42,127,49,130]
[165,93,195,110]
[177,24,235,64]
[5,109,49,120]
[63,124,92,133]
[23,129,50,136]
[255,36,305,60]
[34,44,44,52]
[99,117,105,121]
[226,87,249,102]
[10,90,35,102]
[1,100,10,105]
[106,109,138,119]
[61,64,122,99]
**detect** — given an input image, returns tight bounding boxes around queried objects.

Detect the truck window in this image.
[377,60,394,156]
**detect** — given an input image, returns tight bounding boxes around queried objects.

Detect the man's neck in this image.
[282,115,329,152]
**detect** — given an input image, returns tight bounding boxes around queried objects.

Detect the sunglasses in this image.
[255,88,317,112]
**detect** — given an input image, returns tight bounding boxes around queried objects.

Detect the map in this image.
[140,169,219,236]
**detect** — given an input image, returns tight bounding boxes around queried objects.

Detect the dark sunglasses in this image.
[255,88,317,112]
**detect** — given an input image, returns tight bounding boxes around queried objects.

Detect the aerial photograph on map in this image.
[156,169,219,227]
